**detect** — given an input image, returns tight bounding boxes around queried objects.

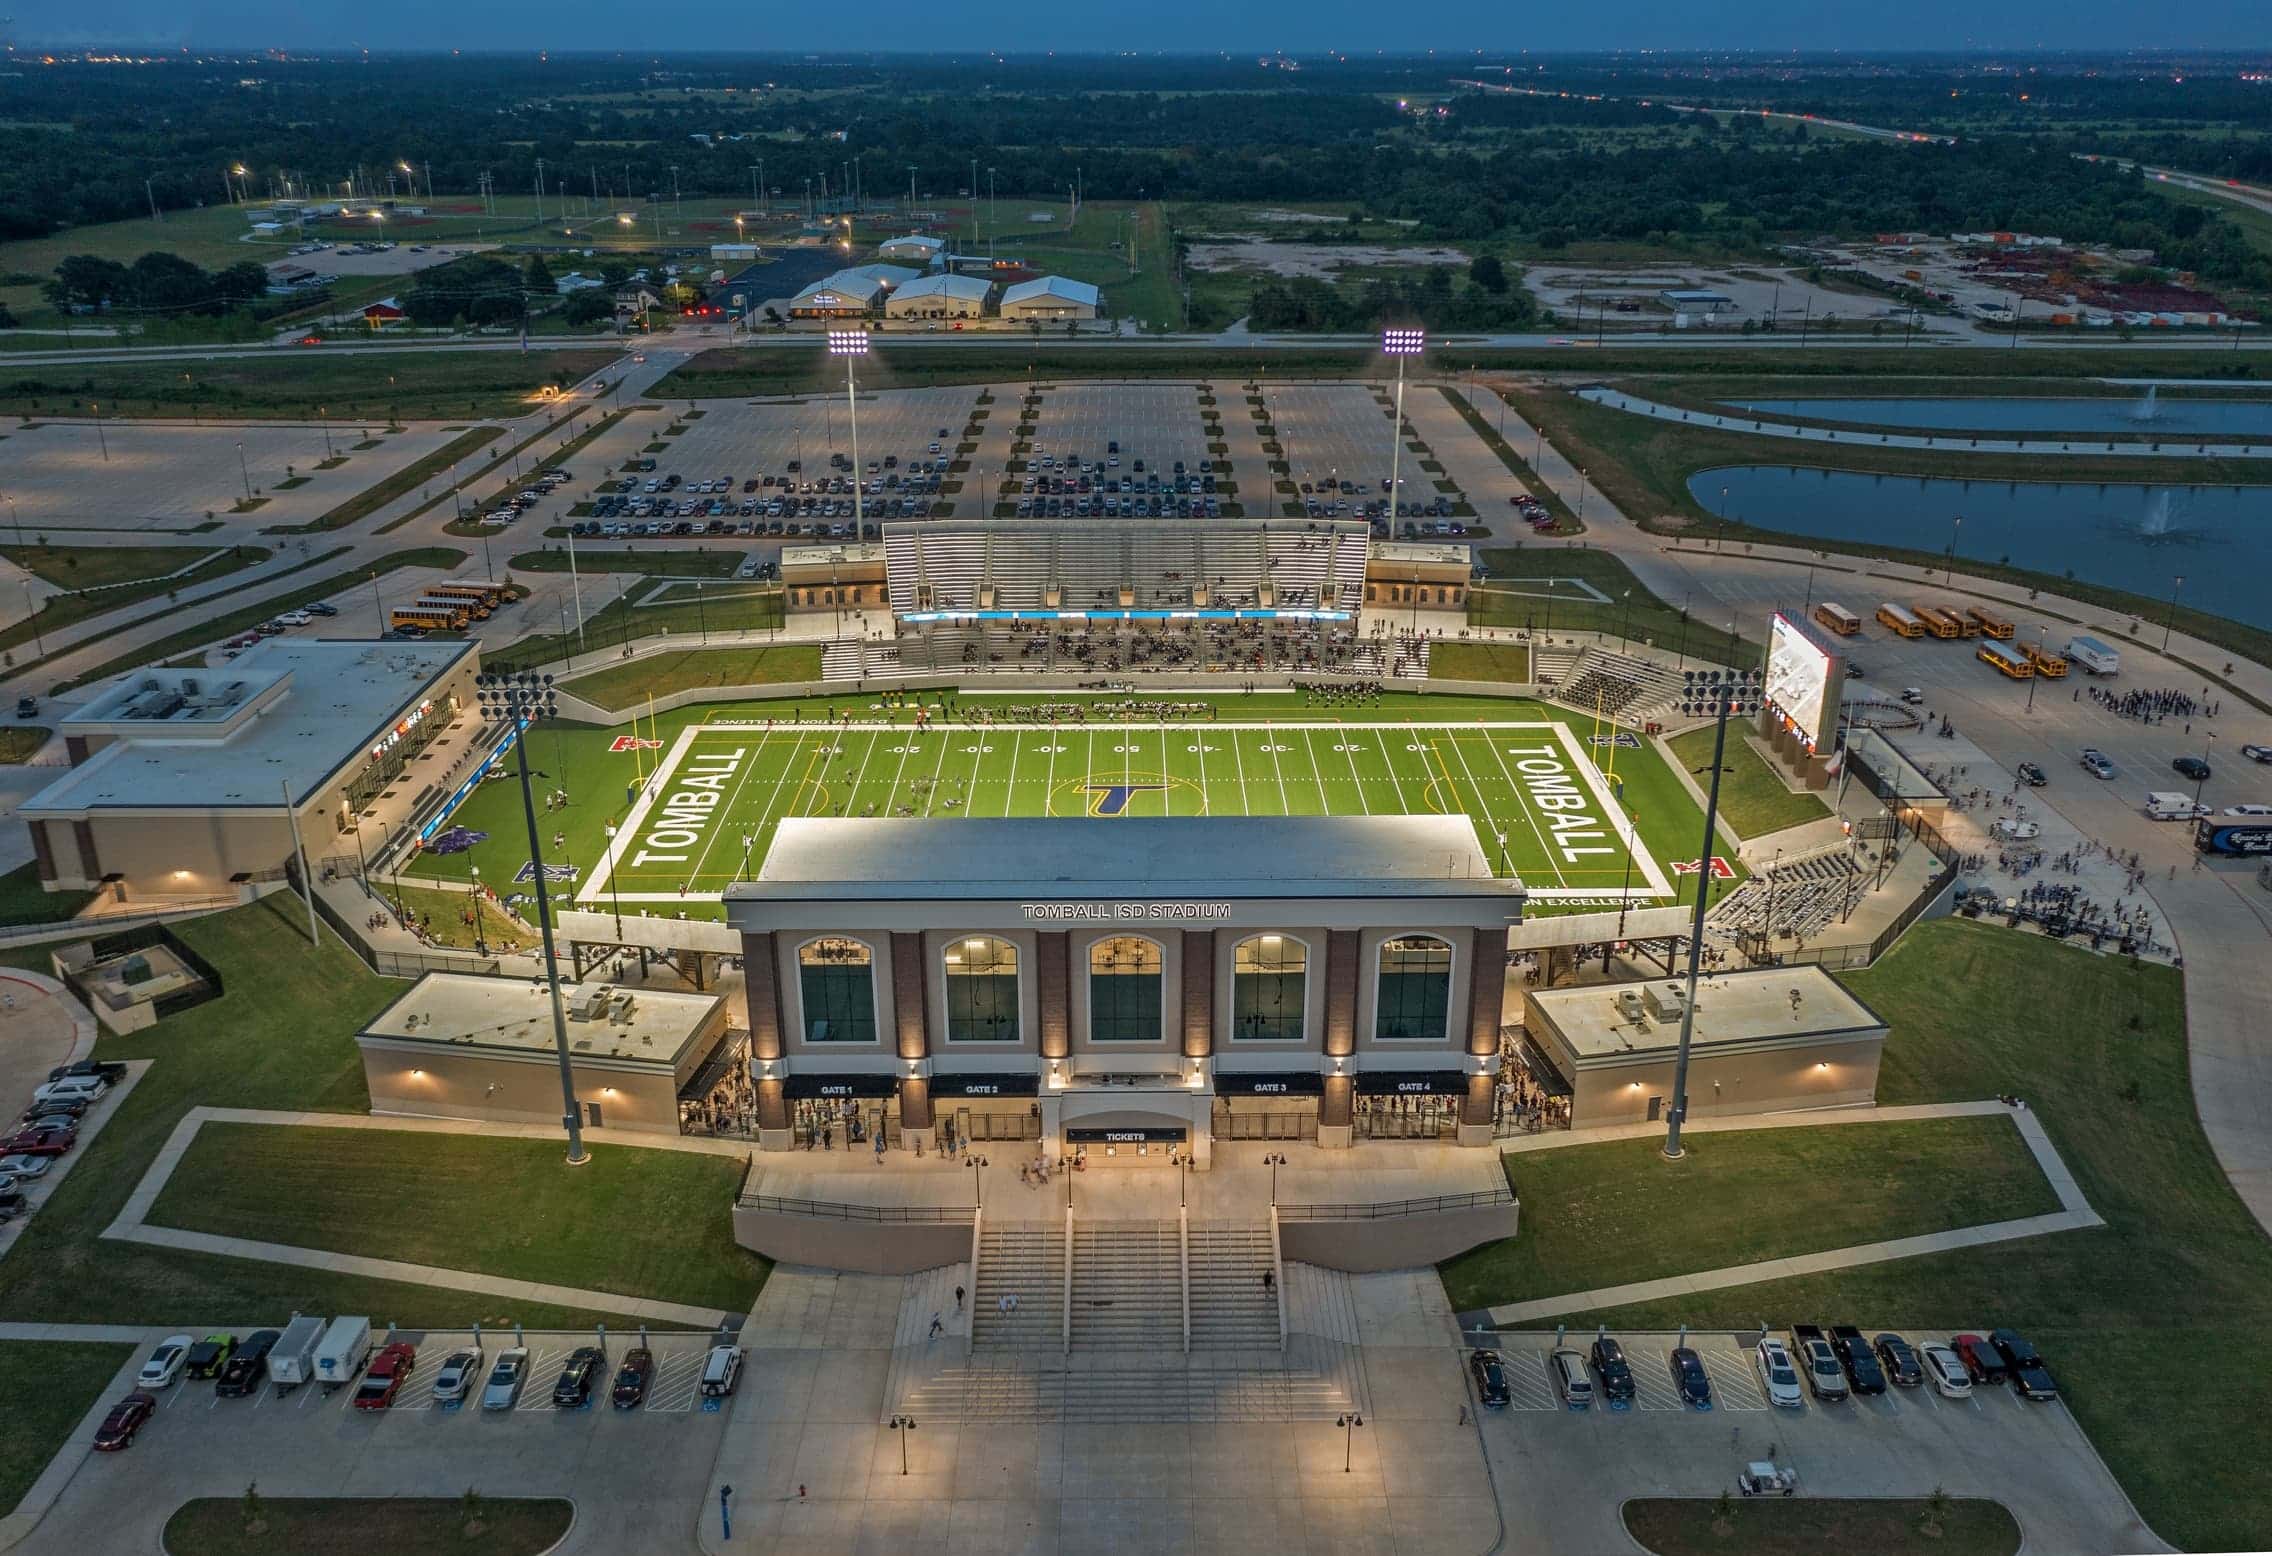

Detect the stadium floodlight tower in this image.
[474,671,590,1167]
[1382,327,1425,533]
[1660,664,1764,1161]
[828,328,870,531]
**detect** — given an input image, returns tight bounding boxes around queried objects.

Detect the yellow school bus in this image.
[1875,602,1925,638]
[1977,638,2034,679]
[1966,605,2015,639]
[2020,640,2069,678]
[1812,601,1862,637]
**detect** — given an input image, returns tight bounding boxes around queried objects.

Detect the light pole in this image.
[236,440,252,501]
[888,1415,917,1475]
[966,1152,989,1207]
[2193,732,2215,813]
[319,404,334,459]
[1945,514,1963,584]
[1336,1413,1366,1472]
[829,329,870,534]
[91,403,109,463]
[1383,328,1424,531]
[1263,1151,1287,1206]
[2162,575,2185,653]
[1663,665,1763,1161]
[474,672,590,1166]
[1576,467,1589,524]
[2025,627,2045,713]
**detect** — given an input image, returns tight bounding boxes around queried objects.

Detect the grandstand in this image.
[1536,645,1689,728]
[873,520,1381,677]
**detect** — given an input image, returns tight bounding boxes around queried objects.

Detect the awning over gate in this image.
[1215,1070,1324,1097]
[782,1072,899,1099]
[1354,1068,1469,1097]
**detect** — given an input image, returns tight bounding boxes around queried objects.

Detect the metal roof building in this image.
[883,272,993,318]
[998,274,1102,319]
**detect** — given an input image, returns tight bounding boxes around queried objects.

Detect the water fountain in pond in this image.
[2131,385,2161,424]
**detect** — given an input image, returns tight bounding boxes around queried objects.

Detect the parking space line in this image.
[1627,1344,1684,1412]
[1699,1347,1769,1411]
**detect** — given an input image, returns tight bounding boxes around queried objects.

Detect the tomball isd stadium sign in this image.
[1022,902,1232,922]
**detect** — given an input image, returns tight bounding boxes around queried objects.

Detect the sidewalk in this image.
[1476,1100,2099,1326]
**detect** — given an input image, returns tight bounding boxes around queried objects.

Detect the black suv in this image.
[1467,1348,1510,1409]
[215,1329,279,1397]
[1990,1329,2059,1401]
[1831,1325,1887,1394]
[552,1346,604,1407]
[1589,1336,1636,1404]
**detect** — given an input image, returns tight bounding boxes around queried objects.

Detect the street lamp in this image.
[236,440,253,501]
[1263,1151,1287,1206]
[1945,514,1963,584]
[965,1152,989,1207]
[2162,575,2185,653]
[1663,664,1764,1161]
[473,672,591,1166]
[888,1415,917,1475]
[1336,1413,1366,1472]
[1382,328,1424,530]
[90,403,109,463]
[828,329,870,533]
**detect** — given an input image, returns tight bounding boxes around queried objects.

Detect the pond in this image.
[1690,466,2272,632]
[1713,391,2272,439]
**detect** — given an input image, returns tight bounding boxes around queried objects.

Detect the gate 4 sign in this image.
[610,735,665,753]
[1670,856,1737,879]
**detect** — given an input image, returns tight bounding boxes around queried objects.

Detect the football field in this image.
[582,716,1681,908]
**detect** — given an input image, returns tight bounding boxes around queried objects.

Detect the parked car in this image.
[431,1346,483,1404]
[1790,1325,1847,1401]
[0,1154,55,1182]
[2173,755,2213,781]
[612,1347,654,1409]
[2241,743,2272,764]
[31,1077,107,1109]
[1,1125,76,1158]
[1920,1342,1973,1398]
[1753,1337,1804,1408]
[23,1097,86,1123]
[14,696,37,719]
[1831,1325,1887,1395]
[1669,1347,1714,1409]
[305,601,339,617]
[1990,1329,2059,1401]
[355,1342,418,1410]
[139,1336,194,1389]
[1951,1333,2009,1387]
[2015,762,2047,787]
[2079,748,2117,779]
[1549,1348,1593,1408]
[1873,1333,1924,1389]
[183,1333,236,1380]
[480,1347,529,1410]
[699,1345,743,1399]
[215,1329,280,1397]
[91,1392,157,1451]
[1588,1336,1635,1404]
[45,1060,126,1087]
[552,1346,604,1408]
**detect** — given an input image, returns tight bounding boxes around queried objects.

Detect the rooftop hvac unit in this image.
[1644,982,1689,1022]
[568,985,611,1021]
[609,993,637,1024]
[181,678,201,697]
[1614,989,1647,1025]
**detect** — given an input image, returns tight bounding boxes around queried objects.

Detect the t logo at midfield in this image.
[1081,782,1168,816]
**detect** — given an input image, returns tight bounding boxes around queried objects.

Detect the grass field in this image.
[149,1125,769,1315]
[1623,1497,2020,1556]
[0,544,267,658]
[0,1340,133,1515]
[397,692,1738,923]
[0,860,94,924]
[1473,545,1758,667]
[1427,641,1531,683]
[0,351,618,421]
[1663,723,1831,839]
[562,645,822,709]
[164,1497,574,1556]
[0,897,679,1332]
[1560,918,2265,1553]
[1438,1115,2056,1312]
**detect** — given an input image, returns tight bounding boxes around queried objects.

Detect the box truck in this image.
[267,1313,328,1391]
[2065,635,2120,676]
[2144,791,2207,821]
[313,1315,373,1390]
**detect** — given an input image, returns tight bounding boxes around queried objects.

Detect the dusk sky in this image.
[16,1,2272,54]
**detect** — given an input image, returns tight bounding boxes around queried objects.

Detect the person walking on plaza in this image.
[955,1286,966,1313]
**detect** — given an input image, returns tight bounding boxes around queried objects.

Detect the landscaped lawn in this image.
[0,545,268,657]
[1438,1115,2055,1313]
[1561,918,2265,1554]
[488,576,786,674]
[0,1340,132,1516]
[1428,641,1531,684]
[1472,545,1755,668]
[1664,724,1831,840]
[149,1124,768,1315]
[0,351,617,420]
[164,1497,573,1556]
[0,859,94,925]
[0,896,690,1331]
[1624,1496,2020,1556]
[511,545,749,578]
[563,644,822,709]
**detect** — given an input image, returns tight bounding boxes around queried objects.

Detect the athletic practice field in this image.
[393,691,1740,921]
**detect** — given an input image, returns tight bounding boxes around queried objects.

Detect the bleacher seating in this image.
[884,520,1369,618]
[1706,845,1861,954]
[1542,647,1688,727]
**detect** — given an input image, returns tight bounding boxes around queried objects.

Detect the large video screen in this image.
[1765,612,1840,753]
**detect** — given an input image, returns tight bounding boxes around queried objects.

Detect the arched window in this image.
[1088,936,1163,1043]
[1232,934,1307,1042]
[1375,935,1452,1041]
[797,937,877,1044]
[944,936,1020,1043]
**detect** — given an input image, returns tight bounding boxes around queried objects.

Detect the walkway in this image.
[104,1107,753,1329]
[1474,1100,2098,1327]
[1578,385,2272,459]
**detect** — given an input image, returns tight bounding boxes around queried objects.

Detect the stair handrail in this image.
[965,1203,983,1361]
[1268,1204,1288,1352]
[1178,1206,1192,1355]
[1061,1204,1075,1355]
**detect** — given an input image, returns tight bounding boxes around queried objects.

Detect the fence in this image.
[731,1193,976,1224]
[1275,1184,1516,1222]
[290,856,501,981]
[63,920,227,1022]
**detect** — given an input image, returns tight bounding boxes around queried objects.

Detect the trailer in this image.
[2065,635,2120,676]
[313,1315,373,1392]
[267,1313,328,1393]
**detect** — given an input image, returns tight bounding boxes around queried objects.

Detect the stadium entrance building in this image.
[726,814,1525,1162]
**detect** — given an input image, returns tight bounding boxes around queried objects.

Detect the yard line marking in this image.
[684,727,773,890]
[1266,727,1293,816]
[840,725,886,819]
[1299,729,1334,813]
[1002,723,1024,818]
[1448,732,1561,890]
[1043,726,1061,816]
[1375,730,1421,815]
[880,724,922,818]
[1336,728,1374,816]
[1228,726,1254,815]
[1195,722,1215,814]
[921,725,954,816]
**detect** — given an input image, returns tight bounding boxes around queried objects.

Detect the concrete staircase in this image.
[1070,1220,1181,1350]
[970,1219,1065,1350]
[1188,1221,1281,1351]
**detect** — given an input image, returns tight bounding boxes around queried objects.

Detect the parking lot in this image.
[1471,1328,2166,1555]
[0,420,469,534]
[1264,383,1397,493]
[23,1327,738,1556]
[1030,384,1205,472]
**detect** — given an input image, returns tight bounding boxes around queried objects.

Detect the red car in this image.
[353,1341,418,1410]
[1,1125,75,1158]
[1951,1333,2010,1387]
[92,1392,156,1451]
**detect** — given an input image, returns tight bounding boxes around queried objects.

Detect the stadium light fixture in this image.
[473,670,589,1167]
[829,332,871,530]
[1663,663,1765,1163]
[1381,328,1424,534]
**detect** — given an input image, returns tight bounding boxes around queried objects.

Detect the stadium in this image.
[370,518,1785,1160]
